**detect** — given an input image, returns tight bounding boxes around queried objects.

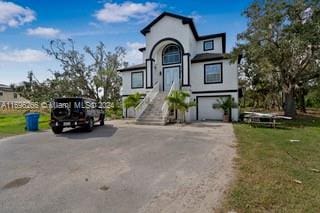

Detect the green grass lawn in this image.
[223,115,320,212]
[0,112,50,138]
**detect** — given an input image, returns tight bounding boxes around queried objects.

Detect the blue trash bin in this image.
[25,112,40,131]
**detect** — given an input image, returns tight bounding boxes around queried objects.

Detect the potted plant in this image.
[212,97,238,122]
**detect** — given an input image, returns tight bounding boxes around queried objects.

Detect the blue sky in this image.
[0,0,251,84]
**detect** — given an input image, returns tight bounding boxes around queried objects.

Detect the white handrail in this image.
[135,81,159,120]
[161,80,178,122]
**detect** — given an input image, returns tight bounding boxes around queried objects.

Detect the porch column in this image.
[146,59,154,88]
[182,53,190,86]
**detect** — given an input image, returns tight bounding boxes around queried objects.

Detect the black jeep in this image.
[50,98,105,134]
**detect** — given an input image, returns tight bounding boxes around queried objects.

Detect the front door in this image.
[163,66,180,91]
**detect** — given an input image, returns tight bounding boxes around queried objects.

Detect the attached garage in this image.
[197,96,227,121]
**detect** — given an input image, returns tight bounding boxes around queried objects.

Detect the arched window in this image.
[162,45,181,65]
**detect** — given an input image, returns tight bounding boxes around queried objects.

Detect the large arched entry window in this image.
[162,44,181,65]
[162,44,181,91]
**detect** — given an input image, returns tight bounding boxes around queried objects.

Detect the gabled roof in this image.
[141,12,193,35]
[117,63,146,72]
[191,53,229,63]
[140,12,226,52]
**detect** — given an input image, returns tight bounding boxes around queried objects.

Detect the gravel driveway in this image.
[0,120,236,213]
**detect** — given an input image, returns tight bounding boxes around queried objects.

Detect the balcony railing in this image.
[135,81,159,120]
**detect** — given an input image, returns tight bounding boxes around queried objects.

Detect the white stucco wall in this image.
[143,16,224,59]
[145,16,194,58]
[190,59,238,92]
[195,37,223,54]
[142,51,146,61]
[119,70,148,96]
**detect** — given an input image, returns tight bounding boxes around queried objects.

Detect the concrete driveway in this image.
[0,120,236,213]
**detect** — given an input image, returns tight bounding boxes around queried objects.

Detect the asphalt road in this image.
[0,120,236,213]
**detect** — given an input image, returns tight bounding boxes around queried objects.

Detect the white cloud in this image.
[95,1,160,23]
[27,27,61,38]
[0,49,49,62]
[1,45,8,50]
[0,1,35,31]
[125,42,144,65]
[189,11,202,23]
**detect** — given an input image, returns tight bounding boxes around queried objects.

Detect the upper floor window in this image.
[0,92,3,96]
[131,71,144,89]
[162,45,181,65]
[204,63,222,84]
[14,93,18,99]
[203,40,214,51]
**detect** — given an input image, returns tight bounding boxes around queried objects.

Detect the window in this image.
[203,40,214,51]
[14,93,17,99]
[204,63,222,84]
[162,45,181,65]
[0,92,3,96]
[131,71,144,89]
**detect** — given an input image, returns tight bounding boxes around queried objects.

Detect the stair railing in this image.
[161,80,178,123]
[135,81,159,120]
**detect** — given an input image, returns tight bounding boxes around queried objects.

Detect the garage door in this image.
[197,97,224,121]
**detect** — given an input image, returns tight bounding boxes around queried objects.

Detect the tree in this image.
[43,39,126,105]
[84,43,125,106]
[123,93,142,115]
[306,78,320,107]
[44,39,96,98]
[233,0,320,117]
[165,90,196,123]
[15,71,52,103]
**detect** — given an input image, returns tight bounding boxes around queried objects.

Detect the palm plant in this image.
[212,96,238,122]
[165,90,196,123]
[123,93,141,115]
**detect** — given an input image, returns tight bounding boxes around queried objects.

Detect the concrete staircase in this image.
[136,92,168,125]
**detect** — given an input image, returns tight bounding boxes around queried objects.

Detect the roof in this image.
[0,84,10,88]
[0,84,13,92]
[138,47,146,52]
[140,12,226,53]
[117,63,146,72]
[191,53,229,63]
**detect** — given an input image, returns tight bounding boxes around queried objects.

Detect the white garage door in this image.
[198,97,224,121]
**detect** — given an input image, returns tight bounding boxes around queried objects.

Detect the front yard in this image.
[223,115,320,212]
[0,112,50,138]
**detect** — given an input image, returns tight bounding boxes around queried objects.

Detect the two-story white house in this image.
[118,12,239,124]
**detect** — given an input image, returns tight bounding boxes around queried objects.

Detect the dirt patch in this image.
[100,185,109,191]
[2,177,31,190]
